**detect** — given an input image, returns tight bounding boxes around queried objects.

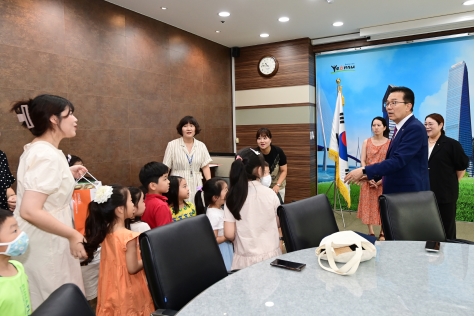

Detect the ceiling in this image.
[105,0,473,47]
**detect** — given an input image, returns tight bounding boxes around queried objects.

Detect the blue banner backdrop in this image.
[315,36,474,219]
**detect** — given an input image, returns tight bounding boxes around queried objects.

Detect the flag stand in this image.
[324,174,346,228]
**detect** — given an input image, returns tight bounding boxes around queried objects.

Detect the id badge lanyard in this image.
[186,153,194,176]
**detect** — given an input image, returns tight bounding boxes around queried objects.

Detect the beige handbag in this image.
[315,231,377,275]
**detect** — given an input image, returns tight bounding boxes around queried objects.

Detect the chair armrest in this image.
[446,239,474,245]
[151,309,178,316]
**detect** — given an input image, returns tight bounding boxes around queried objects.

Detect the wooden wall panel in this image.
[236,123,316,202]
[0,0,233,187]
[236,38,315,91]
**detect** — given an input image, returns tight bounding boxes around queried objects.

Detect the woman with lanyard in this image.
[163,116,212,200]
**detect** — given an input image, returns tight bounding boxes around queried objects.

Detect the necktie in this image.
[392,127,398,140]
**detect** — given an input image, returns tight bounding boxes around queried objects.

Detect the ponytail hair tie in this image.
[196,186,203,192]
[236,155,243,161]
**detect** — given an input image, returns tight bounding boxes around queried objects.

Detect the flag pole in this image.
[334,78,346,227]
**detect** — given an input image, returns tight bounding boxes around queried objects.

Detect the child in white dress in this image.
[195,178,233,270]
[126,187,151,234]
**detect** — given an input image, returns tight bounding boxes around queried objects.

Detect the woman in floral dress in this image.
[357,117,390,240]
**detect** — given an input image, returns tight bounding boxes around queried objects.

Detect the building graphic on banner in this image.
[446,61,473,176]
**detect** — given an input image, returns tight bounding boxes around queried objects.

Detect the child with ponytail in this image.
[224,148,281,270]
[195,178,233,270]
[83,185,154,316]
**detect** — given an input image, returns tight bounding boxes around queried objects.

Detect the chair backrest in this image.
[379,191,446,241]
[32,283,94,316]
[139,215,228,311]
[278,194,339,252]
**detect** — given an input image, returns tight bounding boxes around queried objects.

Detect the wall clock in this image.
[258,56,279,76]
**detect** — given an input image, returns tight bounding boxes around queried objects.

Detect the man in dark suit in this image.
[345,86,430,194]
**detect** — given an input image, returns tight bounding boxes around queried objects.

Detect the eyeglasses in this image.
[384,100,407,108]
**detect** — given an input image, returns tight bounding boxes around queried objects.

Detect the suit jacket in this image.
[365,115,430,194]
[428,134,469,204]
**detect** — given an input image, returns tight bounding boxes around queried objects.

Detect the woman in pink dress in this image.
[357,117,390,240]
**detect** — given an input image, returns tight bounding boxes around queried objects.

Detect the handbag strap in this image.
[317,241,363,275]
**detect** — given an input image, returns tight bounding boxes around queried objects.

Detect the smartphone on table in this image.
[425,241,441,252]
[270,259,306,271]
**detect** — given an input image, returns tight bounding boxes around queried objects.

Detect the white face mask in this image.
[260,175,272,187]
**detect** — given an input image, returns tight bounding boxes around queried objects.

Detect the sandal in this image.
[369,233,375,237]
[379,232,385,241]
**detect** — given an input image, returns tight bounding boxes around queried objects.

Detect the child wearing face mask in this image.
[0,208,31,315]
[126,187,151,233]
[259,162,272,187]
[224,148,282,270]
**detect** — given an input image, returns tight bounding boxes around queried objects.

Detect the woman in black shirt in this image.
[425,113,469,239]
[255,128,288,203]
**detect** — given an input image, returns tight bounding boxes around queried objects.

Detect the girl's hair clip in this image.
[67,154,72,164]
[196,186,203,192]
[249,148,260,155]
[235,155,243,161]
[17,104,34,129]
[93,185,113,204]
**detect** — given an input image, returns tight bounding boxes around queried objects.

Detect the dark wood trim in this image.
[313,27,474,54]
[236,102,316,110]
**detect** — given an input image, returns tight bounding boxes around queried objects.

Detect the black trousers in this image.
[438,202,457,240]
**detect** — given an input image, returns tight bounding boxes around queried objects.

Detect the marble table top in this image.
[178,241,474,315]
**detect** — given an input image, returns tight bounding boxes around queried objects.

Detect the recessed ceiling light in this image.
[333,21,344,26]
[216,30,220,33]
[260,33,269,38]
[218,12,230,17]
[278,17,289,22]
[463,0,474,4]
[161,7,167,10]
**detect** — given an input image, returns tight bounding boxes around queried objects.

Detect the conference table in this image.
[178,241,473,315]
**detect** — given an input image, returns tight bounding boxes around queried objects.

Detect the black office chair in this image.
[379,191,448,241]
[278,194,339,252]
[32,283,94,316]
[140,215,228,315]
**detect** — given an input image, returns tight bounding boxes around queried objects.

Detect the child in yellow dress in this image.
[164,176,196,222]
